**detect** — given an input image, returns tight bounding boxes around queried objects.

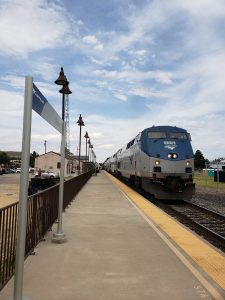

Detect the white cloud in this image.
[129,88,167,98]
[33,60,57,81]
[1,75,25,90]
[82,35,103,51]
[114,93,127,101]
[0,89,23,113]
[0,0,70,57]
[94,43,103,51]
[93,69,173,84]
[178,0,225,17]
[1,0,225,163]
[97,144,114,150]
[128,49,147,57]
[82,35,99,44]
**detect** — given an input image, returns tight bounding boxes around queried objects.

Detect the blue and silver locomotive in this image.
[105,125,195,200]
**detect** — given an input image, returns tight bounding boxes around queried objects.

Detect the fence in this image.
[0,171,92,291]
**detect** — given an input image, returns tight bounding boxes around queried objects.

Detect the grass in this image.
[194,171,225,191]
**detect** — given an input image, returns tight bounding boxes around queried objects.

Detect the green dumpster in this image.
[208,170,214,177]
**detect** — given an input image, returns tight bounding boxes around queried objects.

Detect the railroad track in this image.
[154,199,225,252]
[109,173,225,252]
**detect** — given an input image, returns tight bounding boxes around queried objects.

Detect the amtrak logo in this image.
[164,141,177,150]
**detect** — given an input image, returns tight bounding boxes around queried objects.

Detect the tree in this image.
[30,151,39,167]
[194,150,206,169]
[0,151,10,165]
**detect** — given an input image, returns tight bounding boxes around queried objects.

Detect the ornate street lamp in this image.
[84,131,89,161]
[77,114,85,174]
[53,67,71,243]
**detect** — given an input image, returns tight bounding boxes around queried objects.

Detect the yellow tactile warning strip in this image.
[105,172,225,293]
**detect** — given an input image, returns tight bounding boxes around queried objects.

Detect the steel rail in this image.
[160,200,225,249]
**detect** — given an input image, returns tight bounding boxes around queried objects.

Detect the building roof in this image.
[36,151,88,161]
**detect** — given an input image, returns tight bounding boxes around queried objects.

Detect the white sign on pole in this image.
[33,84,62,133]
[14,79,64,300]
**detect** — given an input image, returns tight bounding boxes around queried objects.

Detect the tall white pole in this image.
[13,76,33,300]
[52,94,66,243]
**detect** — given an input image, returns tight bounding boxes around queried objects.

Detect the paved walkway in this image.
[0,172,223,299]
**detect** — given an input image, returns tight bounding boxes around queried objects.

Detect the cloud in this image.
[33,60,57,81]
[114,93,127,101]
[93,69,173,84]
[82,35,98,44]
[1,75,25,90]
[0,89,23,113]
[129,88,167,98]
[1,0,225,163]
[0,0,70,57]
[82,35,103,50]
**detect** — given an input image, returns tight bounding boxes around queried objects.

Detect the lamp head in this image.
[84,131,89,139]
[55,67,69,86]
[59,84,72,94]
[77,114,85,126]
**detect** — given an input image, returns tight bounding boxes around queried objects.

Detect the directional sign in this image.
[32,84,62,133]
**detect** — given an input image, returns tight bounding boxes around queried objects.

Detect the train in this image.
[104,125,195,200]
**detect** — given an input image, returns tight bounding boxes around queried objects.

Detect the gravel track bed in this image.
[189,186,225,216]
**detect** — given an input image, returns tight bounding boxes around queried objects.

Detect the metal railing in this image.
[0,171,92,291]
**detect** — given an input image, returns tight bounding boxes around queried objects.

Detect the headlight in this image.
[168,153,178,159]
[186,161,191,166]
[155,160,160,165]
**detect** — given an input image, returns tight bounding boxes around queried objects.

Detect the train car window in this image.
[126,140,135,149]
[148,132,166,139]
[130,139,135,146]
[169,132,187,139]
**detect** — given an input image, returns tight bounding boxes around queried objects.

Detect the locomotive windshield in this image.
[168,132,188,139]
[148,132,166,139]
[148,131,191,140]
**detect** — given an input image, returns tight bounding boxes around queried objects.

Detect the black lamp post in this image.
[77,114,85,174]
[84,131,89,161]
[88,139,91,162]
[90,143,93,162]
[53,67,71,243]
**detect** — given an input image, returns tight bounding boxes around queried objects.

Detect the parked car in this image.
[35,170,57,179]
[16,168,21,173]
[29,167,35,173]
[3,168,16,173]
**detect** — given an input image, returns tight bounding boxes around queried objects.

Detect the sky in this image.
[0,0,225,163]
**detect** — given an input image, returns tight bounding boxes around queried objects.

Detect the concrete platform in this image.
[0,172,224,300]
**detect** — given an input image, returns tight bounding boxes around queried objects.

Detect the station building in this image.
[34,151,84,176]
